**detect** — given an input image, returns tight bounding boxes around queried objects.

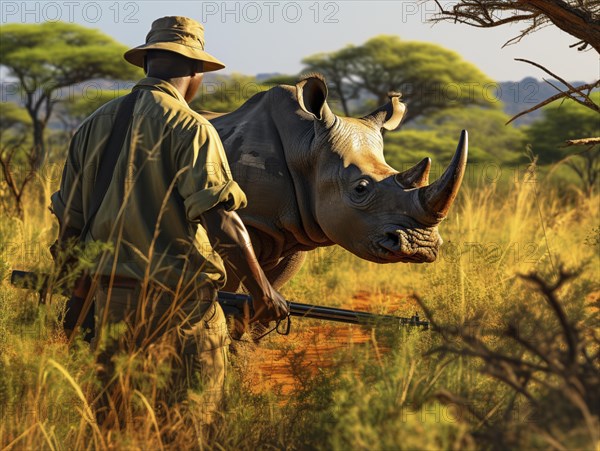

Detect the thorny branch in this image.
[429,1,600,121]
[415,266,600,448]
[506,60,599,125]
[430,1,600,53]
[0,132,37,219]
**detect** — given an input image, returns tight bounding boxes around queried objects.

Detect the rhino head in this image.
[294,75,467,264]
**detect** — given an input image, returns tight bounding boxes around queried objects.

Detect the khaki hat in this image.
[124,16,225,72]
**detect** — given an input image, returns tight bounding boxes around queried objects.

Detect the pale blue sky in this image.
[1,1,598,81]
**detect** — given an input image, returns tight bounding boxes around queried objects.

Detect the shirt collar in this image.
[132,77,188,105]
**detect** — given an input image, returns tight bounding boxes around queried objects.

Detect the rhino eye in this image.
[354,179,370,194]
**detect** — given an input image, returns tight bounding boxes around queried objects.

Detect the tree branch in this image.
[430,0,600,52]
[524,0,600,53]
[506,75,599,125]
[563,137,600,147]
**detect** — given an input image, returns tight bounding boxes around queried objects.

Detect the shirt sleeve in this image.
[50,131,85,230]
[176,123,247,222]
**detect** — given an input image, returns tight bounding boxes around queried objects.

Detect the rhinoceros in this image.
[206,74,468,291]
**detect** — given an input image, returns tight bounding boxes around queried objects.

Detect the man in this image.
[51,16,288,424]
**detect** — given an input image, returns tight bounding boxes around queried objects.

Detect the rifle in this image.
[10,269,429,335]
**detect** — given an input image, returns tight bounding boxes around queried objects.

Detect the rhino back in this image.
[209,87,315,259]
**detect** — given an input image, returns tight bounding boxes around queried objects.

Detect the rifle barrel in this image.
[218,290,428,328]
[288,302,428,328]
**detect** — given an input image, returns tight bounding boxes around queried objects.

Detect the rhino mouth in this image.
[371,225,441,263]
[364,130,466,264]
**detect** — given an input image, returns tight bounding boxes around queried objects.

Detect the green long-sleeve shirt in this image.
[51,77,247,298]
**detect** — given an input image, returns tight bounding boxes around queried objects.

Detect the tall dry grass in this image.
[1,160,598,450]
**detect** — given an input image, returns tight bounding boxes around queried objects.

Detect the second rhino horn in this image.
[395,158,431,189]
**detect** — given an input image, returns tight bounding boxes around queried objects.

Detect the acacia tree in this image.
[302,35,497,122]
[430,0,600,52]
[302,49,360,116]
[56,88,131,137]
[528,96,600,196]
[0,102,34,218]
[429,0,600,194]
[429,0,600,125]
[189,74,268,113]
[0,22,141,167]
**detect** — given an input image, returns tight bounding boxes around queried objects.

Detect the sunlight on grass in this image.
[1,162,598,450]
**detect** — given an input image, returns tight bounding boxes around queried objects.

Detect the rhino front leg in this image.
[265,251,307,290]
[221,251,307,292]
[220,225,278,292]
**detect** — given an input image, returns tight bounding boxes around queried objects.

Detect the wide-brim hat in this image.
[124,16,225,72]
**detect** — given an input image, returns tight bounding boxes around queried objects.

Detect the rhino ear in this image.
[296,74,333,123]
[362,92,407,131]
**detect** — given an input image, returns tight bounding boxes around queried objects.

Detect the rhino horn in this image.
[418,130,468,221]
[395,158,431,188]
[362,92,406,131]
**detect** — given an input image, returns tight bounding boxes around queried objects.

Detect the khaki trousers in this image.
[92,282,230,425]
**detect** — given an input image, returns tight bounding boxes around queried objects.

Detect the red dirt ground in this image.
[240,291,420,395]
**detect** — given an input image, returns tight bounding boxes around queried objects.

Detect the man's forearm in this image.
[201,207,271,298]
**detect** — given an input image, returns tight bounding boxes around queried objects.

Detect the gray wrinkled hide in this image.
[208,75,467,291]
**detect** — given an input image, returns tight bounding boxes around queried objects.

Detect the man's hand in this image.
[250,285,289,324]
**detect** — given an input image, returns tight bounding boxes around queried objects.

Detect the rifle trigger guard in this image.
[276,314,291,336]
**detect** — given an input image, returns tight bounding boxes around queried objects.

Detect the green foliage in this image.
[526,94,600,195]
[384,107,526,174]
[260,74,299,86]
[527,95,600,165]
[0,102,35,218]
[385,129,455,168]
[0,171,599,449]
[0,102,31,131]
[0,22,140,88]
[0,21,142,166]
[303,35,498,122]
[0,102,32,153]
[190,73,268,113]
[59,89,131,131]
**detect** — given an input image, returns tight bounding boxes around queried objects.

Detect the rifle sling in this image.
[65,90,140,341]
[79,89,141,241]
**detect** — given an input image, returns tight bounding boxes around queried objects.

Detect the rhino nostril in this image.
[386,232,400,247]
